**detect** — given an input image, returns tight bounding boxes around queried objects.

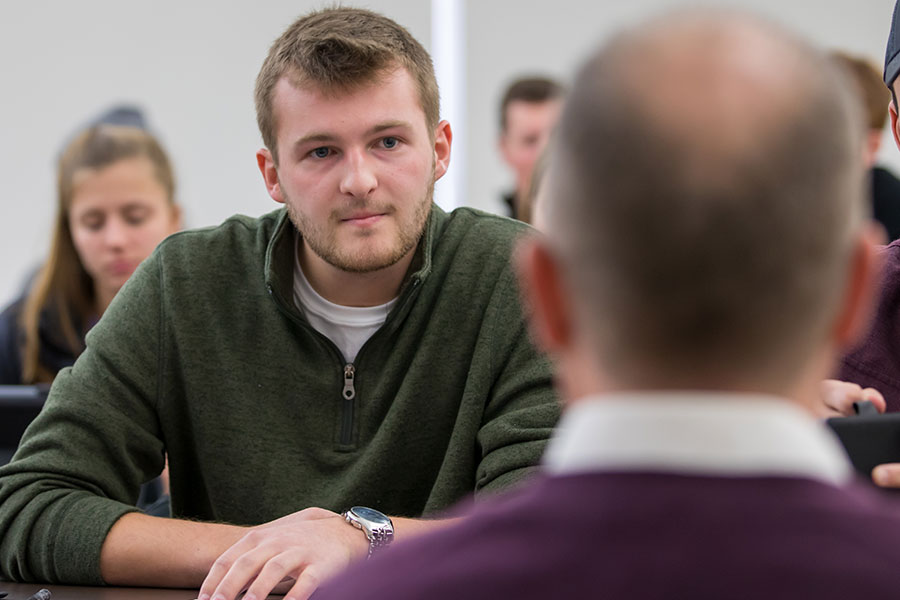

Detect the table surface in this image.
[0,583,284,600]
[0,583,194,600]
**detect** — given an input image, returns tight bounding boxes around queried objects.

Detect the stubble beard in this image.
[286,176,434,274]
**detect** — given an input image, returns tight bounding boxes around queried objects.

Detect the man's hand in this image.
[198,507,367,600]
[818,379,886,417]
[818,380,900,490]
[872,464,900,488]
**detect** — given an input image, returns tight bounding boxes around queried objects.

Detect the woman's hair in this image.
[20,125,176,383]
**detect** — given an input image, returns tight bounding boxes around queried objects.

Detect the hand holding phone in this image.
[827,403,900,490]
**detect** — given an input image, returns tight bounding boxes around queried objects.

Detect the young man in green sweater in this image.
[0,8,558,599]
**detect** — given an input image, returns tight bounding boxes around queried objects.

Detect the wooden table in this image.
[0,580,283,600]
[0,583,196,600]
[0,583,285,600]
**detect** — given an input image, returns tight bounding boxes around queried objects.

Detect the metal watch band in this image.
[366,526,393,558]
[343,507,394,559]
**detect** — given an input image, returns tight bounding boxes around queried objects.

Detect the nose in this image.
[339,148,377,199]
[103,216,129,249]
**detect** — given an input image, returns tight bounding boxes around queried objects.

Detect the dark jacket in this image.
[839,240,900,410]
[872,166,900,243]
[0,297,85,385]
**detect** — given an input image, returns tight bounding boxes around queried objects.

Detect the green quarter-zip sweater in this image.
[0,205,559,584]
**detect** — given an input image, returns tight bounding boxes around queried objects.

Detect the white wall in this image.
[469,0,899,215]
[0,0,429,303]
[1,0,895,303]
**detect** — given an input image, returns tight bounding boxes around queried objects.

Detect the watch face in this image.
[351,506,391,526]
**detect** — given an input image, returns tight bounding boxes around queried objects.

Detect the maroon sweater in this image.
[840,240,900,411]
[316,472,900,599]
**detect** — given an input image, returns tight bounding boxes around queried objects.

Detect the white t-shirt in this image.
[292,237,397,364]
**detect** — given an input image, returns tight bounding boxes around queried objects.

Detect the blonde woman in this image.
[0,112,181,384]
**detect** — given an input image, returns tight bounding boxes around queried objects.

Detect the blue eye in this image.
[381,137,398,149]
[311,147,331,158]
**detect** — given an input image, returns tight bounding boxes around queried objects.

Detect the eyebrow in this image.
[292,120,413,148]
[368,120,411,135]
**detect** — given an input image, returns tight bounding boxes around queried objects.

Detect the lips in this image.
[107,260,137,276]
[341,212,386,225]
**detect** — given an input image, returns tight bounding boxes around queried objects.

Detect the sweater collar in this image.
[263,204,447,316]
[543,392,853,486]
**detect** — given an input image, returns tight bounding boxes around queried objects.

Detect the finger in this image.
[198,557,230,600]
[242,551,304,600]
[197,546,275,600]
[820,380,863,416]
[199,527,287,598]
[872,463,900,488]
[214,547,289,600]
[284,566,325,600]
[861,387,887,413]
[199,536,259,599]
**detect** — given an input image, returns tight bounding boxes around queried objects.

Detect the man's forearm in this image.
[99,512,247,587]
[102,510,461,592]
[196,510,466,600]
[390,515,462,541]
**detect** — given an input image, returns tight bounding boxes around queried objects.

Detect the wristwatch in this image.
[343,506,394,559]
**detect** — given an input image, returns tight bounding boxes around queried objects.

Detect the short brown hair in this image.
[255,7,440,163]
[499,76,563,131]
[542,12,865,388]
[830,51,891,130]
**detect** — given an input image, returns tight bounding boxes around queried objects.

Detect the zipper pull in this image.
[343,364,356,400]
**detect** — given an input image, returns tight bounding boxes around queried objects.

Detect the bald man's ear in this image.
[832,222,884,351]
[514,236,575,355]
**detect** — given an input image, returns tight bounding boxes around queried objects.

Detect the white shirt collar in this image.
[543,392,852,486]
[292,230,397,326]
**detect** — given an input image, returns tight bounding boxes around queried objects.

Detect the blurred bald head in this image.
[540,11,866,389]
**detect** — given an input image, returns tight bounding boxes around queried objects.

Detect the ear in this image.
[257,148,285,204]
[891,99,900,153]
[514,235,574,355]
[833,222,885,350]
[498,131,512,165]
[866,130,883,168]
[432,120,452,182]
[168,203,183,233]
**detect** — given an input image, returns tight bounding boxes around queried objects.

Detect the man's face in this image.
[500,99,562,195]
[266,68,448,273]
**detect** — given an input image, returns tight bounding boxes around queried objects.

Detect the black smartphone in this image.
[826,412,900,487]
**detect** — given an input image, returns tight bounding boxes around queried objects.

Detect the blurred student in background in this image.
[516,147,551,226]
[0,108,181,385]
[831,51,900,242]
[498,76,563,220]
